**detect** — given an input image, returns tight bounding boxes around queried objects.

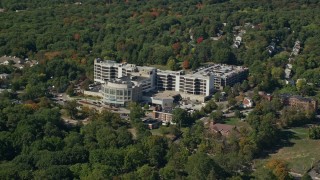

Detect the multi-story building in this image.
[94,58,156,92]
[94,59,248,105]
[157,70,215,97]
[101,77,142,106]
[156,70,183,91]
[179,74,215,96]
[192,64,248,90]
[152,110,173,125]
[280,94,318,112]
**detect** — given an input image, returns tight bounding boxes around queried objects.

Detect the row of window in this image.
[103,88,132,96]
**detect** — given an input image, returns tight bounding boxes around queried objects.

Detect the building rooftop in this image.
[209,122,236,135]
[280,94,316,103]
[152,91,180,100]
[192,64,248,79]
[157,69,184,76]
[0,55,24,64]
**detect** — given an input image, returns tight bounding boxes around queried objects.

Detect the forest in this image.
[0,0,320,179]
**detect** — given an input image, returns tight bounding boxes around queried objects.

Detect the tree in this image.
[182,60,190,69]
[241,80,249,91]
[265,159,291,180]
[129,102,145,122]
[214,92,222,102]
[186,152,223,179]
[66,84,75,96]
[301,173,312,180]
[214,48,235,64]
[203,100,218,113]
[167,58,177,71]
[210,110,224,123]
[308,126,320,139]
[271,67,284,80]
[227,96,237,107]
[136,165,158,180]
[124,146,146,171]
[172,108,190,128]
[64,100,79,119]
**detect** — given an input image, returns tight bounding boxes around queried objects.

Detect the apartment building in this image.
[94,59,248,105]
[156,70,215,97]
[192,64,248,90]
[156,70,183,91]
[280,94,318,111]
[94,58,157,92]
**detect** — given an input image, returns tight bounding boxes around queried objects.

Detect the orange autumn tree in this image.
[266,159,291,180]
[182,60,190,69]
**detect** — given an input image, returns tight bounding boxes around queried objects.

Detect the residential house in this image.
[209,122,236,136]
[242,97,253,108]
[0,73,9,79]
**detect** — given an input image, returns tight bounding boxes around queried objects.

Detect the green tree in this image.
[64,100,79,119]
[186,152,222,179]
[167,58,177,71]
[172,108,190,128]
[129,102,145,122]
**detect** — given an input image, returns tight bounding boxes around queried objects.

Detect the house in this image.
[242,97,253,108]
[284,68,292,79]
[284,79,295,85]
[0,56,24,65]
[258,91,273,101]
[0,73,9,79]
[209,122,236,136]
[267,42,276,54]
[235,36,242,42]
[25,60,38,67]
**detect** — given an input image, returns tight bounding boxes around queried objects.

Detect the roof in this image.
[209,123,235,135]
[152,91,179,99]
[192,63,248,79]
[0,56,23,64]
[280,94,315,103]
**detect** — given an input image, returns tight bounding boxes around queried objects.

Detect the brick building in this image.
[280,94,318,111]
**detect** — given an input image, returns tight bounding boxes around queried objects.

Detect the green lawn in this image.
[258,127,320,174]
[150,128,163,136]
[224,118,250,128]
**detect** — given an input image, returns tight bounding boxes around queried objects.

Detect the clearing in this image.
[257,126,320,174]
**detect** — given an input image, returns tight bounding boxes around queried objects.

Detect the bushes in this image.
[308,126,320,139]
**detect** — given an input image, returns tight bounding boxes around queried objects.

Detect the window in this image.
[110,89,115,95]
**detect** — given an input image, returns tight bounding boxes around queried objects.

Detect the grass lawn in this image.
[150,128,163,136]
[257,126,320,174]
[224,118,250,128]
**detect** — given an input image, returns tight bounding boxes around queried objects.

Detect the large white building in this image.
[94,59,248,105]
[156,70,215,96]
[101,77,142,106]
[94,58,157,93]
[193,64,248,90]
